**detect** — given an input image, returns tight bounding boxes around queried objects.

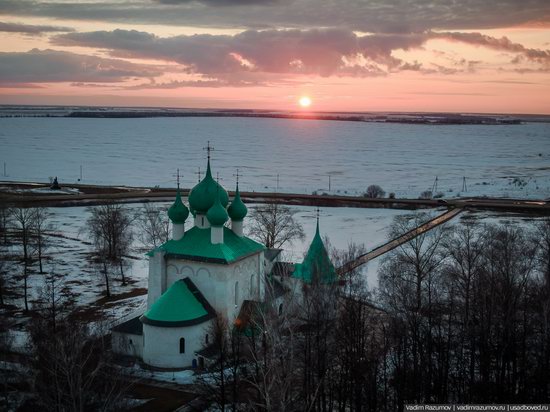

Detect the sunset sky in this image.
[1,0,549,113]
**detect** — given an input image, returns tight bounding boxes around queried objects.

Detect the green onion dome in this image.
[227,183,247,221]
[206,190,229,227]
[188,159,229,214]
[168,190,189,224]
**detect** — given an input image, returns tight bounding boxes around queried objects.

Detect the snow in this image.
[122,364,197,385]
[1,117,549,199]
[2,202,409,326]
[273,205,413,260]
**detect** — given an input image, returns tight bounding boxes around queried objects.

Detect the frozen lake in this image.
[1,117,549,199]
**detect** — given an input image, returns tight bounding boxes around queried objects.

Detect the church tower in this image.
[111,149,267,369]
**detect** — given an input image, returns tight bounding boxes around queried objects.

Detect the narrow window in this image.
[205,334,209,345]
[278,303,283,316]
[250,274,255,296]
[179,337,185,354]
[201,216,204,226]
[235,281,239,306]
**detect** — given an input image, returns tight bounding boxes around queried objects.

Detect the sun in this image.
[299,96,312,108]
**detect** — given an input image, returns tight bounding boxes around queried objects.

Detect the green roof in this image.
[292,221,337,284]
[168,189,190,224]
[227,183,247,221]
[141,278,215,327]
[147,226,265,264]
[188,159,229,214]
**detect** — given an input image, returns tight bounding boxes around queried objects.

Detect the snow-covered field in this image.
[1,117,549,199]
[4,202,547,318]
[3,203,409,316]
[2,202,413,349]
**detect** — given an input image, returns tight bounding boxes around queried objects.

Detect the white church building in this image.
[112,152,337,369]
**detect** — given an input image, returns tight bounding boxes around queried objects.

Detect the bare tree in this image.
[0,202,12,245]
[534,217,550,399]
[245,288,300,411]
[0,244,13,307]
[32,207,53,274]
[378,212,450,406]
[134,203,170,249]
[0,313,14,411]
[364,185,386,199]
[12,207,35,262]
[27,315,132,411]
[247,202,305,249]
[87,203,134,286]
[442,221,485,401]
[196,314,242,411]
[327,238,368,297]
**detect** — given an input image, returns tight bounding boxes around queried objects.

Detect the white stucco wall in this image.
[147,250,166,309]
[163,251,264,323]
[112,331,143,358]
[142,322,210,368]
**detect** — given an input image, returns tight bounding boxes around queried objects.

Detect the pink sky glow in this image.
[0,1,549,114]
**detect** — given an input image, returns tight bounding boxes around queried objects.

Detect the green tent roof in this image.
[147,226,265,264]
[292,221,337,284]
[141,278,215,327]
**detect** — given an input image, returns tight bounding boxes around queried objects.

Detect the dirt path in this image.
[338,207,463,275]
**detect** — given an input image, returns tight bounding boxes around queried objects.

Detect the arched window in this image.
[278,303,283,316]
[179,338,185,354]
[234,281,239,307]
[205,334,209,345]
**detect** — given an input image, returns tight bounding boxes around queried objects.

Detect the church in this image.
[112,151,337,369]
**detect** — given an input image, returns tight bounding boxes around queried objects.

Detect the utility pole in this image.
[3,162,6,177]
[195,167,201,182]
[432,176,438,193]
[328,174,331,191]
[462,176,467,192]
[276,174,279,192]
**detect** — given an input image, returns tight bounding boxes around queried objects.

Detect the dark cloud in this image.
[125,79,260,89]
[0,21,74,35]
[52,28,550,82]
[0,82,43,88]
[53,28,423,78]
[437,32,550,64]
[155,0,278,5]
[1,0,549,32]
[0,49,162,83]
